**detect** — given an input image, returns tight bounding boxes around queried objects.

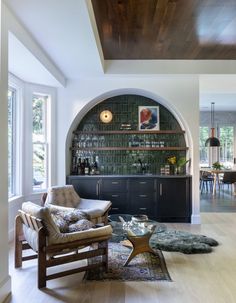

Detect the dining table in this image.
[200,168,236,195]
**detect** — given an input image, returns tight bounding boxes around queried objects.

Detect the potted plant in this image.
[176,157,190,174]
[212,161,223,170]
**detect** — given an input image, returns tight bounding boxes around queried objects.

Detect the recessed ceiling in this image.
[8,33,63,87]
[92,0,236,60]
[4,0,236,111]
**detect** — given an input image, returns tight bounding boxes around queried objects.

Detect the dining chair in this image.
[200,171,214,193]
[221,172,236,193]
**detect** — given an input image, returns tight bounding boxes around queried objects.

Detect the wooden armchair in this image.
[15,202,112,289]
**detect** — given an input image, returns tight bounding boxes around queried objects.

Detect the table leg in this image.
[124,233,157,266]
[233,183,236,195]
[213,174,217,195]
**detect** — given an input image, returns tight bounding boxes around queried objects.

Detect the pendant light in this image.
[205,102,220,147]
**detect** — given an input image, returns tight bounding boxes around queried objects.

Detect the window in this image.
[219,126,234,168]
[199,126,209,166]
[8,76,56,198]
[32,93,49,190]
[8,87,16,197]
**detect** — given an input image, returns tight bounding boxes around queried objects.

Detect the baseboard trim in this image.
[191,214,201,224]
[0,276,11,303]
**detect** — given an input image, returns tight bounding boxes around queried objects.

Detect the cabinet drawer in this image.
[100,179,128,192]
[100,193,128,213]
[130,192,156,203]
[100,193,127,204]
[129,179,155,192]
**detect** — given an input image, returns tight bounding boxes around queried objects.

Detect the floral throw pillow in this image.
[50,208,94,233]
[68,219,95,232]
[63,209,87,223]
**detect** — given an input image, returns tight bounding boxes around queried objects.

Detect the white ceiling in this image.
[200,75,236,111]
[5,0,103,80]
[8,32,63,87]
[4,0,236,111]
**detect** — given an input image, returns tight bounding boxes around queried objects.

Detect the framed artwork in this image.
[138,106,160,130]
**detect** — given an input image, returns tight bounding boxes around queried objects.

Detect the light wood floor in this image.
[201,187,236,212]
[5,213,236,303]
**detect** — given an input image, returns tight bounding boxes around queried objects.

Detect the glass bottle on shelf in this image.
[84,158,90,175]
[77,158,82,175]
[80,159,85,175]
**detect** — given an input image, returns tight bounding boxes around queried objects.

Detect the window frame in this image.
[199,126,210,167]
[8,87,17,197]
[200,122,236,168]
[32,93,49,191]
[8,73,24,199]
[24,83,56,194]
[219,124,234,167]
[8,74,56,203]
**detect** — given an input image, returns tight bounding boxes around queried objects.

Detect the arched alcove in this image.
[66,93,191,176]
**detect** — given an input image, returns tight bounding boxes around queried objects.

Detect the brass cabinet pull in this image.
[139,207,147,210]
[96,182,99,196]
[112,194,119,197]
[112,181,119,184]
[112,207,119,210]
[160,183,163,196]
[139,181,146,184]
[139,194,147,197]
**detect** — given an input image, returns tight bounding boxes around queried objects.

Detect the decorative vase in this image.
[170,164,175,175]
[175,166,181,175]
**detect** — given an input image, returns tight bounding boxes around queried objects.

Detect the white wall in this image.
[57,76,200,224]
[0,1,11,301]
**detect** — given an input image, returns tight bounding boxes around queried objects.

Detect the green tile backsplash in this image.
[70,94,187,175]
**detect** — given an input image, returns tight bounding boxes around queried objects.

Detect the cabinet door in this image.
[157,177,191,222]
[129,178,157,219]
[67,176,100,199]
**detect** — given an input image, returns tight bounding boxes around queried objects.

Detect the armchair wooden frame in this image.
[15,210,110,289]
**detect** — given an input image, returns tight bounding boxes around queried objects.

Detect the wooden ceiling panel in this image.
[91,0,236,59]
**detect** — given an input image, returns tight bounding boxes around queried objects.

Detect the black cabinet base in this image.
[66,175,192,223]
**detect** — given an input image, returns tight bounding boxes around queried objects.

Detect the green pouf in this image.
[150,229,219,254]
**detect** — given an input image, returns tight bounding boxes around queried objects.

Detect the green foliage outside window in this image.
[219,126,233,165]
[32,94,48,188]
[199,126,209,165]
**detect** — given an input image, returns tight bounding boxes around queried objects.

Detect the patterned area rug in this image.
[84,242,172,282]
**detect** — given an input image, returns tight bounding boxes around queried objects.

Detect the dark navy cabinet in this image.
[66,175,192,222]
[156,177,192,222]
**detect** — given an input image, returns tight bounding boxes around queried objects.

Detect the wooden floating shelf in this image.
[73,130,185,135]
[71,147,188,151]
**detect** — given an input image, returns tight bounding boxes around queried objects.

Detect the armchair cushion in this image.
[79,198,112,220]
[45,185,81,208]
[50,208,95,233]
